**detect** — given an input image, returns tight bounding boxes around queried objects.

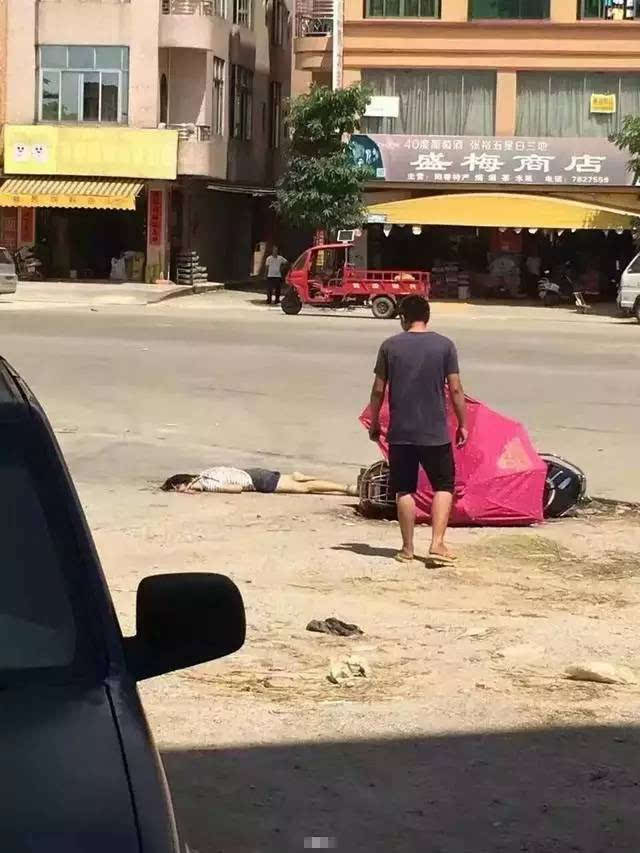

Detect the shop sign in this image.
[350,134,634,187]
[364,96,400,119]
[19,208,35,245]
[4,125,178,180]
[148,190,164,247]
[590,93,616,114]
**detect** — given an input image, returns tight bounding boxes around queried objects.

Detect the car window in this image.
[0,441,76,671]
[291,253,307,272]
[0,248,13,265]
[626,253,640,275]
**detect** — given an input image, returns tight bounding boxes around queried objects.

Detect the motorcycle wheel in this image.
[281,288,302,315]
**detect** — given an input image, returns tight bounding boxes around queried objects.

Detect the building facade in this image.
[0,0,291,282]
[294,0,640,297]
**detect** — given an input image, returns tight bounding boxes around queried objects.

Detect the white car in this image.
[0,247,18,295]
[618,252,640,323]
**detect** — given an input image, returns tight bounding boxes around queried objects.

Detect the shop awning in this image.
[0,178,144,210]
[366,192,638,230]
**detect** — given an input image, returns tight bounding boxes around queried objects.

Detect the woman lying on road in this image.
[162,467,358,496]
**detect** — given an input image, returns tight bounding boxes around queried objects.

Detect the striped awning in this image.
[0,178,144,210]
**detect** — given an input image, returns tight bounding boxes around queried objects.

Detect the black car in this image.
[0,358,245,852]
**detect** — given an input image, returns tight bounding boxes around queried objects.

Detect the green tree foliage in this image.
[610,116,640,183]
[274,84,372,233]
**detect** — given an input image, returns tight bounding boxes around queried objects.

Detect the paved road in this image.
[0,293,637,500]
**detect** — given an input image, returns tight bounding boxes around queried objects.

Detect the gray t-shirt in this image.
[374,331,459,446]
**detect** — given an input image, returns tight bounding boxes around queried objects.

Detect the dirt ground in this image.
[85,482,640,853]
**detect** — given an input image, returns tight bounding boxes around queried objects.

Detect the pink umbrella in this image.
[360,393,546,526]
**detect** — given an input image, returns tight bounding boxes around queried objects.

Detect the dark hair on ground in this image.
[399,295,430,325]
[161,474,196,491]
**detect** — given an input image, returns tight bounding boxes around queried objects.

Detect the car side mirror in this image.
[124,573,245,681]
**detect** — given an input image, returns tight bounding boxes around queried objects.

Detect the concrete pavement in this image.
[8,279,223,307]
[0,290,637,502]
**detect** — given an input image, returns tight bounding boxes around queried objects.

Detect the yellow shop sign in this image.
[590,93,617,115]
[4,125,178,180]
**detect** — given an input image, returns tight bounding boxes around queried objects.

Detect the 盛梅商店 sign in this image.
[349,134,635,187]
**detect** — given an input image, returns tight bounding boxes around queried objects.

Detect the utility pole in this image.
[332,0,343,90]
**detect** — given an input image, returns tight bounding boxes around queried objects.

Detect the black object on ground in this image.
[306,618,364,637]
[540,454,587,518]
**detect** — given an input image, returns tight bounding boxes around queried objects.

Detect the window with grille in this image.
[38,45,129,123]
[469,0,549,18]
[212,58,225,135]
[365,0,439,16]
[271,0,287,44]
[233,0,252,26]
[230,65,253,140]
[580,0,640,17]
[270,81,282,148]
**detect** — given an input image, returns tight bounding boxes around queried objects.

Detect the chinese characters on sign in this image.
[147,190,163,247]
[350,134,632,187]
[19,208,36,245]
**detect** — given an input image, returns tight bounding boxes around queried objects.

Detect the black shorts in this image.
[246,468,281,493]
[389,443,455,495]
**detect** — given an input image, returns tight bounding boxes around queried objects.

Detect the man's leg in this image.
[396,492,416,559]
[389,445,419,560]
[266,279,273,304]
[274,277,282,304]
[277,474,355,495]
[420,444,456,559]
[430,491,454,558]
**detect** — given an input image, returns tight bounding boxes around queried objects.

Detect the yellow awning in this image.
[367,192,637,230]
[0,178,144,210]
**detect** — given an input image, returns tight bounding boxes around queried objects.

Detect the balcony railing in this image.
[168,123,212,142]
[161,0,213,14]
[295,0,333,35]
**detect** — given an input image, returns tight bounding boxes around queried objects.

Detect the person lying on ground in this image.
[161,467,358,496]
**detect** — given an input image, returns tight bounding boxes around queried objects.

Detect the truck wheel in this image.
[371,295,396,319]
[634,298,640,324]
[281,289,302,315]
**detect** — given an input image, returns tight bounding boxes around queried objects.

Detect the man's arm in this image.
[369,375,386,441]
[448,373,468,447]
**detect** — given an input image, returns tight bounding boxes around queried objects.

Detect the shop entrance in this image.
[367,224,634,302]
[36,197,146,281]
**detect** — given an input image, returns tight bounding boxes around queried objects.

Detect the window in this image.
[233,0,252,26]
[213,0,226,15]
[366,0,439,16]
[516,72,640,137]
[469,0,549,18]
[212,58,225,135]
[270,81,282,148]
[271,0,288,44]
[0,439,75,673]
[230,65,254,140]
[580,0,640,17]
[38,45,129,123]
[361,69,496,136]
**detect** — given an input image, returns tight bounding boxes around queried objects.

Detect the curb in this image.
[145,282,225,305]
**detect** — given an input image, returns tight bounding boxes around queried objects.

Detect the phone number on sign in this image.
[570,175,610,184]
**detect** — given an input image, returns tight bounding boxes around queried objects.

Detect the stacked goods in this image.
[176,251,208,287]
[430,263,470,299]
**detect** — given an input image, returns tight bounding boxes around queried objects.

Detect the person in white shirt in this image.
[264,246,288,305]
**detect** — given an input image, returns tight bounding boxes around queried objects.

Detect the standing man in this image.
[265,246,288,305]
[368,295,468,563]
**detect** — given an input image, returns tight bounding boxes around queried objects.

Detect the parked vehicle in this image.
[0,247,18,294]
[0,356,245,852]
[15,245,43,281]
[282,242,430,319]
[538,263,590,313]
[618,251,640,323]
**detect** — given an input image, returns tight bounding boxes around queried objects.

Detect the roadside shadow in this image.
[331,542,398,558]
[162,724,640,853]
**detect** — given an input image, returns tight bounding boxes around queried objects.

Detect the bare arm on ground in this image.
[448,373,468,447]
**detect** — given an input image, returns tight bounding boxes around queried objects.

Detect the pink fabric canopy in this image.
[360,394,546,526]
